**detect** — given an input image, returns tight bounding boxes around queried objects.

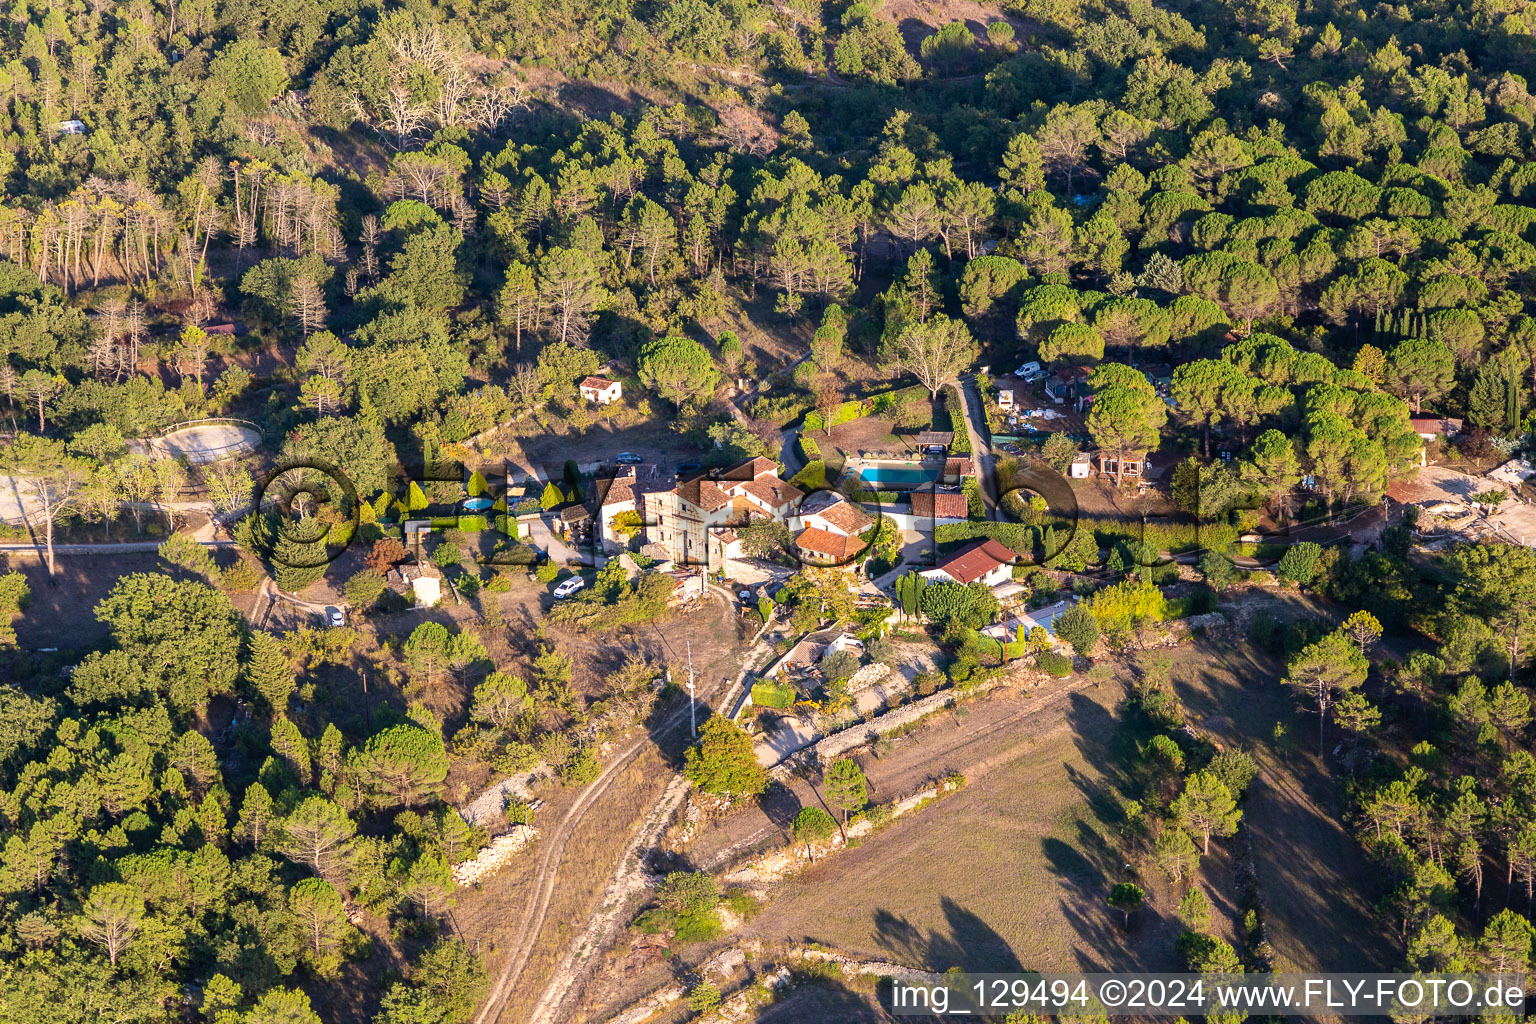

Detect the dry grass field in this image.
[730,631,1397,988]
[738,677,1224,975]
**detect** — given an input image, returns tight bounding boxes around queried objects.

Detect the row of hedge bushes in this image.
[934,520,1037,556]
[962,477,985,521]
[943,385,973,455]
[798,433,821,463]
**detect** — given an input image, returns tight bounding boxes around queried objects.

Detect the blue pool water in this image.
[859,466,939,486]
[463,497,493,511]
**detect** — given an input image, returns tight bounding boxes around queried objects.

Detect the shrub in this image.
[657,871,720,916]
[534,562,560,583]
[822,649,860,682]
[1035,650,1074,676]
[1054,603,1100,656]
[789,460,827,491]
[962,476,985,520]
[432,542,464,569]
[752,680,796,708]
[798,433,821,462]
[558,745,601,785]
[1276,541,1323,587]
[942,385,973,454]
[344,569,388,609]
[221,558,263,592]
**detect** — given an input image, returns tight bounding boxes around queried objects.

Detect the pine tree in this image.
[244,630,295,714]
[1469,359,1509,432]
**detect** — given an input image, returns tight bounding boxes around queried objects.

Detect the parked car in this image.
[615,452,643,465]
[1016,360,1042,377]
[553,576,586,599]
[1023,369,1051,384]
[326,607,345,627]
[923,444,948,456]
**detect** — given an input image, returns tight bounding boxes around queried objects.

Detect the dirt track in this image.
[469,588,760,1024]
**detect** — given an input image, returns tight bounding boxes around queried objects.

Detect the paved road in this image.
[957,375,999,521]
[0,538,237,554]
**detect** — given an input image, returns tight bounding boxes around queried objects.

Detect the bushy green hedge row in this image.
[943,385,973,455]
[798,433,821,462]
[934,521,1038,557]
[962,476,985,521]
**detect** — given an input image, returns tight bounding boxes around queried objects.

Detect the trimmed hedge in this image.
[943,385,973,455]
[962,476,985,521]
[934,521,1038,557]
[751,681,797,708]
[798,433,821,462]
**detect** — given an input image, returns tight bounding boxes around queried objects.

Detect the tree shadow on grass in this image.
[872,897,1025,973]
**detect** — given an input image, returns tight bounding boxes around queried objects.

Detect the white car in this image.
[326,607,344,627]
[1016,360,1042,377]
[552,576,586,599]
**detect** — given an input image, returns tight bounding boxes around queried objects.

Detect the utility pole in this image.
[687,639,696,738]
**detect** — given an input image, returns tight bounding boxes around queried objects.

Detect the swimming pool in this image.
[463,497,494,511]
[858,465,939,487]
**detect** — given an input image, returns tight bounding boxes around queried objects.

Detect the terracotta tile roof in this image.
[910,491,968,519]
[1409,416,1462,435]
[794,526,867,560]
[739,475,803,509]
[944,457,973,478]
[934,539,1016,584]
[798,490,843,515]
[720,456,777,482]
[677,477,731,512]
[579,375,616,389]
[599,478,635,507]
[811,498,873,535]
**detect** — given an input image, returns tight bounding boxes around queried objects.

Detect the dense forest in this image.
[0,0,1533,1017]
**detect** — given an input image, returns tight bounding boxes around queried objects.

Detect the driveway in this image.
[526,515,586,566]
[959,375,999,520]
